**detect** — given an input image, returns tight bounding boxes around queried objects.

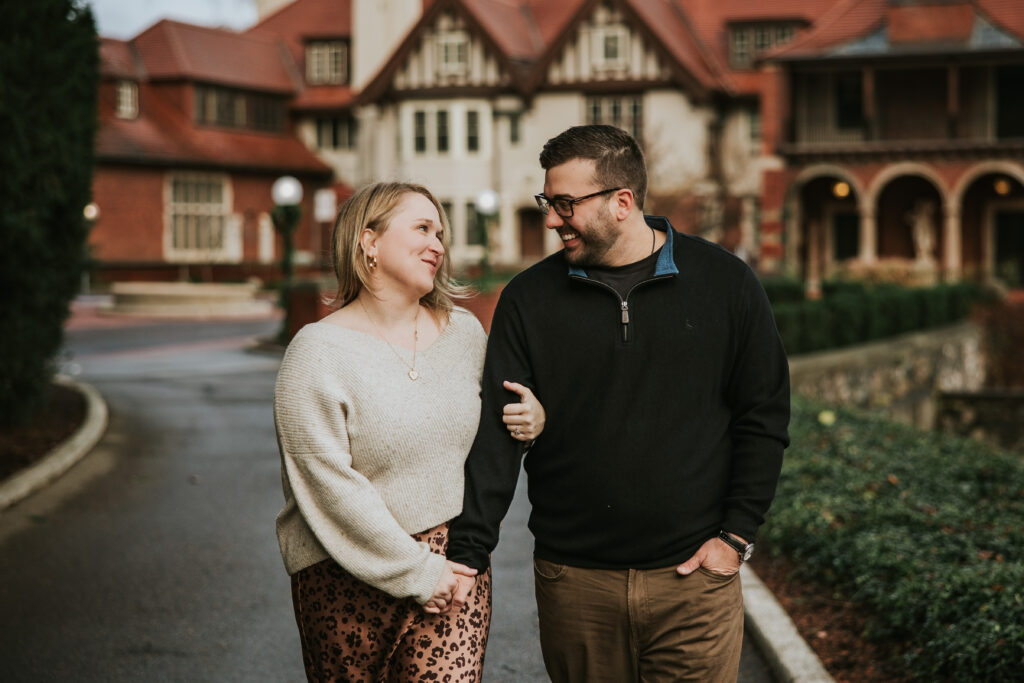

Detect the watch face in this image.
[742,544,755,562]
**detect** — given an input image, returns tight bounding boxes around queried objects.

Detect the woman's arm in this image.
[275,334,446,604]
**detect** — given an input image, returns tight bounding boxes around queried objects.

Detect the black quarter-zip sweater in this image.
[447,216,791,572]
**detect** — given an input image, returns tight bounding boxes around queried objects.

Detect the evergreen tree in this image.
[0,1,98,425]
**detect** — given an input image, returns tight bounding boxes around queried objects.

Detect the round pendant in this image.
[408,369,419,380]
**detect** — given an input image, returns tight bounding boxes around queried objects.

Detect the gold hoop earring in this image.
[367,254,378,270]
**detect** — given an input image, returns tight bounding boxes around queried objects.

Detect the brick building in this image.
[759,0,1024,291]
[93,20,331,283]
[89,0,1024,285]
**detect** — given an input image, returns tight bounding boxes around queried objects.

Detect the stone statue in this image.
[907,199,936,264]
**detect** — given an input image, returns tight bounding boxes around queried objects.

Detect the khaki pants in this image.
[534,558,743,683]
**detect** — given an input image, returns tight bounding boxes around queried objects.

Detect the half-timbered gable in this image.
[544,3,674,91]
[392,10,513,94]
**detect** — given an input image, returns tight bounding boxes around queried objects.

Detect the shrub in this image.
[766,281,985,354]
[760,398,1024,680]
[798,299,831,352]
[0,1,98,426]
[771,303,803,355]
[760,276,806,305]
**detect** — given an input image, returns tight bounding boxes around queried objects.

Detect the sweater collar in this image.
[567,215,678,278]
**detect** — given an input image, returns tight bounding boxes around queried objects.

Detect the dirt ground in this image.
[0,382,86,481]
[749,548,913,682]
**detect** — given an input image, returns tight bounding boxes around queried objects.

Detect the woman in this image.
[274,181,543,682]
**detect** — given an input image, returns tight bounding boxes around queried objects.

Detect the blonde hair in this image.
[328,182,468,319]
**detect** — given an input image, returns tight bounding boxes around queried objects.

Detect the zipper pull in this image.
[621,301,629,324]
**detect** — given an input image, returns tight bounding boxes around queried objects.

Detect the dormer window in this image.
[592,25,628,69]
[437,31,469,75]
[729,22,800,69]
[306,40,348,85]
[116,80,138,119]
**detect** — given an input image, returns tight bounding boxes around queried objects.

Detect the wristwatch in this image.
[718,530,754,562]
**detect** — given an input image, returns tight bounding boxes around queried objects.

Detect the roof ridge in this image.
[662,0,733,93]
[770,0,879,57]
[160,17,283,44]
[517,1,546,54]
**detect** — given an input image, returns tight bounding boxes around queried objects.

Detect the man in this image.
[447,125,790,682]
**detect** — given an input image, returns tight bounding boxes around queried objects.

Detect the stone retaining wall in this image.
[936,390,1024,451]
[789,322,985,430]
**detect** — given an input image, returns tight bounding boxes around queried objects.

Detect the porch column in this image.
[943,201,962,280]
[858,207,877,264]
[783,196,801,279]
[806,217,822,298]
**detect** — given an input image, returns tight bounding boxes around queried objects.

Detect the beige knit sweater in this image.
[273,307,486,604]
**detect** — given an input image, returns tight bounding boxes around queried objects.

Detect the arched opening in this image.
[875,176,944,263]
[961,173,1024,285]
[795,175,860,286]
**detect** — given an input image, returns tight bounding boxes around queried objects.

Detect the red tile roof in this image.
[888,3,974,44]
[677,0,838,93]
[461,0,577,62]
[96,81,330,175]
[100,38,143,79]
[626,0,726,94]
[290,85,356,111]
[982,0,1024,39]
[246,0,352,71]
[134,20,298,93]
[767,0,1024,60]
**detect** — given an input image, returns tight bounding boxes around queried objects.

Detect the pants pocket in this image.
[533,557,569,581]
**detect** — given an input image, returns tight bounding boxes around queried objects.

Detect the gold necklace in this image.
[358,298,420,380]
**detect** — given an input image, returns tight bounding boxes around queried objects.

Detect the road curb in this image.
[742,564,835,682]
[0,375,108,512]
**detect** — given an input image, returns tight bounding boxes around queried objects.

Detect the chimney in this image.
[352,0,422,90]
[256,0,292,20]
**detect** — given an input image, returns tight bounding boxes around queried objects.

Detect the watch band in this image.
[718,530,754,562]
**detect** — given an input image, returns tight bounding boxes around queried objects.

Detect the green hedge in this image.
[768,281,985,355]
[760,398,1024,680]
[0,1,98,426]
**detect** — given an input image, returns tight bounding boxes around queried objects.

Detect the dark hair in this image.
[539,125,647,209]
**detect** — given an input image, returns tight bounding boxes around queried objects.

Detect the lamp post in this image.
[82,203,99,294]
[474,189,499,280]
[271,175,303,342]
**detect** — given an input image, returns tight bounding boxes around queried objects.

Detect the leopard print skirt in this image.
[290,521,492,682]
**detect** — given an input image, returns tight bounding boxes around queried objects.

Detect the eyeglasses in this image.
[534,188,622,219]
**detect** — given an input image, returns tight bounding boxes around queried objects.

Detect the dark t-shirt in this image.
[586,247,662,299]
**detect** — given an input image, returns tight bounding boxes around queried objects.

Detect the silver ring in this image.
[513,427,521,437]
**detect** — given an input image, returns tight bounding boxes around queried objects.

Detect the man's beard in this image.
[563,213,619,268]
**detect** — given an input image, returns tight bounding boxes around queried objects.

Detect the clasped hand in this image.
[424,561,478,614]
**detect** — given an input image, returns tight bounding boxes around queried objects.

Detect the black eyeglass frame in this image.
[534,187,623,218]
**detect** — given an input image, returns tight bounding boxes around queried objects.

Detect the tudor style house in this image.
[89,0,1024,284]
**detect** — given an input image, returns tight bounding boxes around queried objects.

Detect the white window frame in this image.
[466,109,480,153]
[306,41,347,85]
[592,25,629,69]
[315,115,358,150]
[116,80,138,119]
[437,31,469,76]
[164,173,234,263]
[585,95,643,141]
[730,28,752,69]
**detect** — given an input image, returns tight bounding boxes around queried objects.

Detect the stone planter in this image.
[107,281,273,318]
